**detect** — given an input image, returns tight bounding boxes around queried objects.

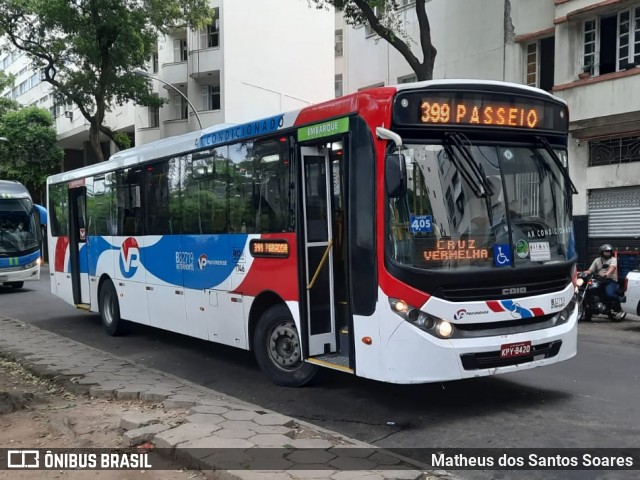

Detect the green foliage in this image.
[0,106,63,203]
[112,131,132,150]
[0,0,215,161]
[0,72,20,117]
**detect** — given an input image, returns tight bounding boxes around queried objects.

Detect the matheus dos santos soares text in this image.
[431,453,634,468]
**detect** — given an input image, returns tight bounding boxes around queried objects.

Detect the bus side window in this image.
[116,169,144,236]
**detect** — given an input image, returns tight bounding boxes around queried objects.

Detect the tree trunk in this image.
[89,120,104,163]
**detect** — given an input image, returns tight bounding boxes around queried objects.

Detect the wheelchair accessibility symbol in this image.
[493,244,512,267]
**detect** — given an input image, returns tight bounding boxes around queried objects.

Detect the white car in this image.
[622,270,640,318]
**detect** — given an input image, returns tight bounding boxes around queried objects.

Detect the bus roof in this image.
[0,180,32,200]
[47,79,566,184]
[394,78,567,105]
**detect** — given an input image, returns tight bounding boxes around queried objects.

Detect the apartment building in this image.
[135,0,333,146]
[335,0,640,266]
[1,0,333,170]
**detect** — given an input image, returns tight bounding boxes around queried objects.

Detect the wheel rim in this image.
[103,288,115,326]
[267,320,302,371]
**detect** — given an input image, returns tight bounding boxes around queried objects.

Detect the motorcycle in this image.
[576,272,626,322]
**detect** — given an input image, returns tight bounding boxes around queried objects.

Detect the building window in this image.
[364,6,378,37]
[335,29,343,57]
[525,37,554,91]
[148,106,159,128]
[173,39,188,62]
[151,52,159,73]
[335,74,343,98]
[201,84,221,111]
[200,8,220,49]
[30,72,40,88]
[173,94,188,120]
[584,6,640,76]
[398,74,417,84]
[589,135,640,167]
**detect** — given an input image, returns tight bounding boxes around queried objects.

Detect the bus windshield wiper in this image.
[536,136,578,195]
[444,132,494,198]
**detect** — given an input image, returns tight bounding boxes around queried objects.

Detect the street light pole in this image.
[132,68,203,130]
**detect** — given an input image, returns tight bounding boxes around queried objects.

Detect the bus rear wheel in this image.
[99,280,126,336]
[253,304,318,387]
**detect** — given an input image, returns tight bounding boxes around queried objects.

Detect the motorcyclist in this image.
[585,244,626,306]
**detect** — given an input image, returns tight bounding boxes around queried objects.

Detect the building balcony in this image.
[553,68,640,126]
[188,48,223,79]
[163,118,189,138]
[161,61,188,87]
[136,127,161,146]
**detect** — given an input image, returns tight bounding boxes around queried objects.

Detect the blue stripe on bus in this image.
[0,250,40,268]
[80,235,249,289]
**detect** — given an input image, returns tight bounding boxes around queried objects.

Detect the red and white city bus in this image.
[47,80,578,386]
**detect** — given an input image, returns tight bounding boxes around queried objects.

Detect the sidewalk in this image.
[0,316,457,480]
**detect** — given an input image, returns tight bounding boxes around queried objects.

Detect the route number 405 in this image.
[409,214,433,234]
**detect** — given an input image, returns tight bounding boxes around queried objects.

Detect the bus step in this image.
[307,353,353,373]
[75,303,91,311]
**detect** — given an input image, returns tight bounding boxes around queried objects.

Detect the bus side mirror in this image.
[31,206,43,242]
[385,153,407,198]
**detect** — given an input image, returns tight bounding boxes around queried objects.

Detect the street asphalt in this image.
[1,266,639,480]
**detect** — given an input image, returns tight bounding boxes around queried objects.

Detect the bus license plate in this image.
[500,341,532,359]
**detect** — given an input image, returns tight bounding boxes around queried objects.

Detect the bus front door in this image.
[68,185,90,305]
[300,147,337,356]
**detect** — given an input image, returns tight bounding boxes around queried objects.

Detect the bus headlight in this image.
[435,320,454,339]
[557,300,576,325]
[389,298,452,336]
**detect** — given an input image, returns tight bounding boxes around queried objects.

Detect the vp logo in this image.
[509,303,523,319]
[454,309,466,320]
[119,238,140,278]
[198,254,208,270]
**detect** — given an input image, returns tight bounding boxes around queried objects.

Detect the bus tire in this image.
[99,280,125,336]
[253,304,318,387]
[9,282,24,289]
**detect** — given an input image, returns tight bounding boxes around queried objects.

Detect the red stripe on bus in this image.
[487,301,505,312]
[54,236,69,272]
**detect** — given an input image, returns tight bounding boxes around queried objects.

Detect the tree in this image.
[0,106,63,203]
[0,0,214,162]
[0,71,19,117]
[311,0,437,80]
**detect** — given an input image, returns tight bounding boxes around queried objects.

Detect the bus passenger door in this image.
[300,147,336,355]
[68,184,91,305]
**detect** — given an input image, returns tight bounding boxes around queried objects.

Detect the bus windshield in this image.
[0,199,39,255]
[388,143,574,271]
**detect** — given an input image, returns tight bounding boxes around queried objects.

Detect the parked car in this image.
[622,270,640,318]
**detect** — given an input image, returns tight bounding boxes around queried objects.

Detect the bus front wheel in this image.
[253,305,318,387]
[8,282,24,289]
[99,281,125,336]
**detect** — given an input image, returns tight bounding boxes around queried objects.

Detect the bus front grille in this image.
[436,276,571,302]
[460,340,562,370]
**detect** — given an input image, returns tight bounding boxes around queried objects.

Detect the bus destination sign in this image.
[250,239,290,258]
[420,100,541,128]
[393,90,568,132]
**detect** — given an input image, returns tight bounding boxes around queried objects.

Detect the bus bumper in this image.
[0,264,41,284]
[366,307,578,384]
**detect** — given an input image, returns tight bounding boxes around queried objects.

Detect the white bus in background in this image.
[0,180,42,288]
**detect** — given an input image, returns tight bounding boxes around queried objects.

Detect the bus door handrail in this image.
[307,240,333,290]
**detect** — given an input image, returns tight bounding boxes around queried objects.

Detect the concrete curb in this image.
[0,316,461,480]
